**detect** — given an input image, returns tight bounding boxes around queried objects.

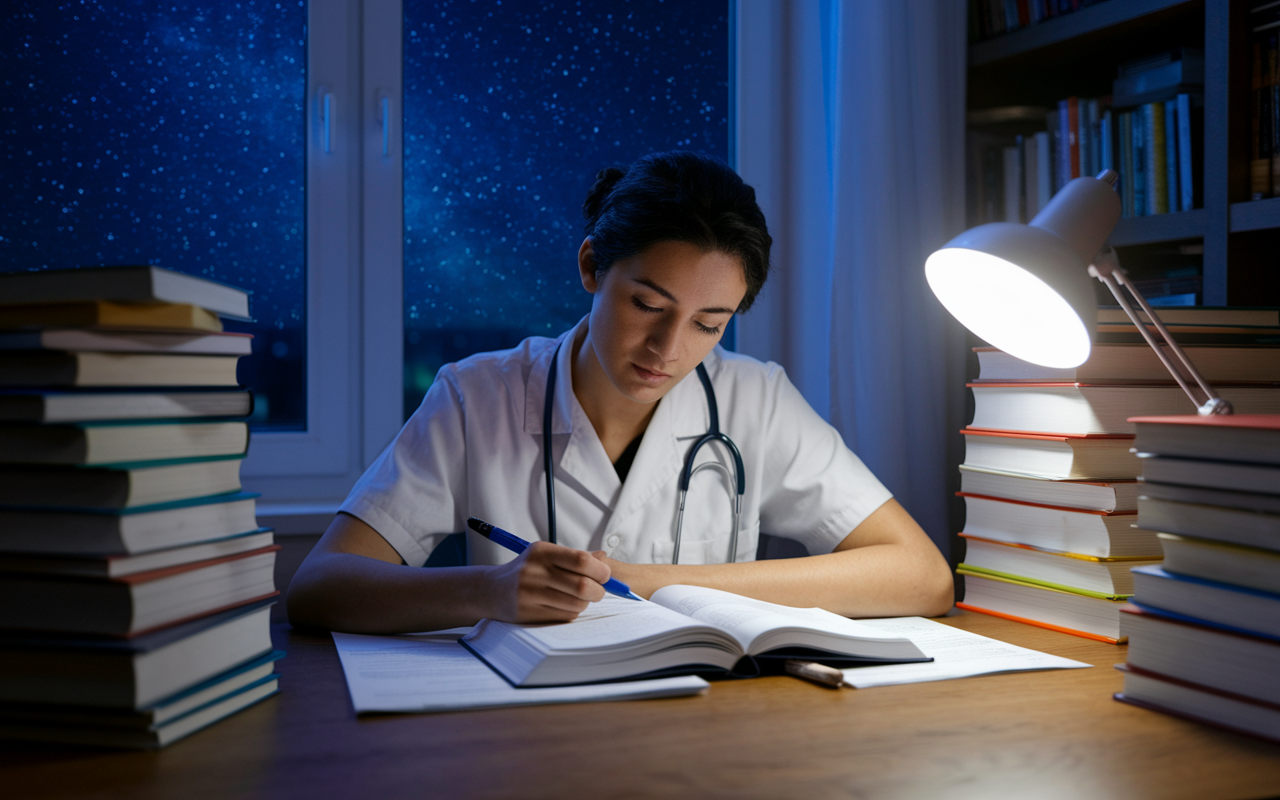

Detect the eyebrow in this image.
[633,278,737,315]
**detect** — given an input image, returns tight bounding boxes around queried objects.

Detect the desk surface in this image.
[5,610,1280,800]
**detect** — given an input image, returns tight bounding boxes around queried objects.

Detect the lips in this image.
[632,363,671,382]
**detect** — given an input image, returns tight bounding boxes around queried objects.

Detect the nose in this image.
[646,314,681,364]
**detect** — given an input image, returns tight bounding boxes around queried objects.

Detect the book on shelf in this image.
[1097,306,1280,327]
[1112,48,1204,108]
[0,266,250,320]
[1137,496,1280,552]
[1137,455,1280,495]
[0,457,245,509]
[969,383,1280,436]
[1157,533,1280,595]
[1115,664,1280,746]
[0,599,275,707]
[0,329,253,355]
[0,545,280,636]
[959,465,1138,511]
[956,571,1129,644]
[1130,565,1280,640]
[974,344,1280,383]
[1130,413,1280,464]
[959,534,1160,596]
[0,301,224,332]
[0,420,250,465]
[960,493,1158,557]
[0,493,260,555]
[460,585,930,687]
[0,351,243,387]
[0,652,282,750]
[1120,605,1280,711]
[0,389,253,423]
[0,529,275,579]
[1141,480,1280,515]
[962,428,1139,479]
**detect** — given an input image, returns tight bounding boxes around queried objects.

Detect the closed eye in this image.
[631,296,662,313]
[695,320,721,335]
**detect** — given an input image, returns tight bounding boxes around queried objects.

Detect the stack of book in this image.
[1116,414,1280,744]
[956,308,1280,643]
[0,266,282,749]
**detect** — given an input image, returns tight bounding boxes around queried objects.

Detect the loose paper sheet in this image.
[331,629,709,714]
[840,616,1091,688]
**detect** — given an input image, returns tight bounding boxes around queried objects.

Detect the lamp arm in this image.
[1087,248,1233,416]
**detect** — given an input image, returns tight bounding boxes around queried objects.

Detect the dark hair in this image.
[582,151,772,312]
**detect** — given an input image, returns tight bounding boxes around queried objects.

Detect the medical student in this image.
[287,152,954,634]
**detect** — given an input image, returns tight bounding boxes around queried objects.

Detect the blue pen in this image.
[466,517,644,601]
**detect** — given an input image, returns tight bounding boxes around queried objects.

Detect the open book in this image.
[461,585,931,687]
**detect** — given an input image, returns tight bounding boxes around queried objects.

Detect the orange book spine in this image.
[956,602,1125,644]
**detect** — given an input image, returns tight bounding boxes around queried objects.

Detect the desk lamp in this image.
[925,169,1232,416]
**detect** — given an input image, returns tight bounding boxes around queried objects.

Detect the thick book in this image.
[959,534,1160,595]
[0,529,274,578]
[0,492,259,555]
[0,599,274,707]
[962,429,1139,480]
[0,329,253,356]
[0,672,279,749]
[0,266,250,319]
[1116,665,1280,746]
[0,301,223,332]
[1157,533,1280,594]
[973,345,1280,383]
[0,389,252,423]
[1095,306,1280,327]
[0,420,249,465]
[0,352,242,388]
[1141,480,1280,515]
[1130,565,1280,640]
[959,465,1138,512]
[1137,455,1280,496]
[1120,605,1280,707]
[969,383,1280,436]
[0,456,244,509]
[0,545,279,636]
[1137,496,1280,552]
[1130,413,1280,465]
[957,572,1128,643]
[960,493,1159,557]
[460,586,929,687]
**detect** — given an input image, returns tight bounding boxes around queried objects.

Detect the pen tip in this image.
[627,591,644,601]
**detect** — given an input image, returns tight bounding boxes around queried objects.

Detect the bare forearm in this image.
[286,551,497,633]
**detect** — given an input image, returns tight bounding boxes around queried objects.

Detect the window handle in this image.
[377,91,391,157]
[317,87,334,154]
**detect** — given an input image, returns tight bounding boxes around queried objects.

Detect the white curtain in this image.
[735,0,970,556]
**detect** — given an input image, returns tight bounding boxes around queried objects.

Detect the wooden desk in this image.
[5,610,1280,799]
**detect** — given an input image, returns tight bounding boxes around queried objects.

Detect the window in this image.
[1,0,309,431]
[402,1,731,414]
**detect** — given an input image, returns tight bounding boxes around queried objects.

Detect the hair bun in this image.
[582,167,626,232]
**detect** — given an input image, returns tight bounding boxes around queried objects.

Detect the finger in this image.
[524,586,593,617]
[544,546,612,584]
[544,564,607,603]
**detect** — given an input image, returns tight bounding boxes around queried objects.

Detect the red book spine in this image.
[1068,97,1081,178]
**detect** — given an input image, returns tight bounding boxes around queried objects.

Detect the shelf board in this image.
[1107,208,1206,246]
[969,0,1196,66]
[1229,198,1280,233]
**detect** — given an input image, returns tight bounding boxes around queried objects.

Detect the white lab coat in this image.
[340,318,893,567]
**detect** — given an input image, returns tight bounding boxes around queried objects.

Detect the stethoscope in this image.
[542,341,746,564]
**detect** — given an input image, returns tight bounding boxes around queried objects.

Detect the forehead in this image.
[615,241,746,302]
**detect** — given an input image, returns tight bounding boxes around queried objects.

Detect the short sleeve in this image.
[756,368,893,555]
[338,367,468,567]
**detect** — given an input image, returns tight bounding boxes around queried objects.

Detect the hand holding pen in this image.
[468,517,642,625]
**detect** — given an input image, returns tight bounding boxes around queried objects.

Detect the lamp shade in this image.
[925,175,1121,368]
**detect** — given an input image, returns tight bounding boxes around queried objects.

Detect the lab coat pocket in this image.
[651,519,758,565]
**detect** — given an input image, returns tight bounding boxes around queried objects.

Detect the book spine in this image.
[1164,100,1178,213]
[1024,134,1040,219]
[1058,101,1070,191]
[1035,130,1052,212]
[1016,0,1029,27]
[1271,33,1280,197]
[1100,109,1113,173]
[1078,98,1093,178]
[1120,111,1134,217]
[1048,109,1062,195]
[1177,94,1194,211]
[1253,40,1270,200]
[1148,103,1166,215]
[1068,97,1081,179]
[1003,145,1021,222]
[1005,0,1019,30]
[1132,108,1147,217]
[983,144,1002,223]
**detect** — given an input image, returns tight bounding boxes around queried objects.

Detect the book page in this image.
[331,630,708,713]
[511,594,719,652]
[649,584,908,654]
[839,616,1091,688]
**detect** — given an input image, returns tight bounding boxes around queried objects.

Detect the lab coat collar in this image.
[523,319,582,436]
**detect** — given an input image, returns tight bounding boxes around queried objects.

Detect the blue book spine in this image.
[1177,93,1194,211]
[1165,101,1179,213]
[1058,100,1071,193]
[1132,108,1147,217]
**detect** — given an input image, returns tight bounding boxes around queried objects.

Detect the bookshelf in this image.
[968,0,1280,307]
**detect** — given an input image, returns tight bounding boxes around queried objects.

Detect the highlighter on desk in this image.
[466,517,644,601]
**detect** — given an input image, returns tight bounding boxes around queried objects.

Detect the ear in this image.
[578,238,601,294]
